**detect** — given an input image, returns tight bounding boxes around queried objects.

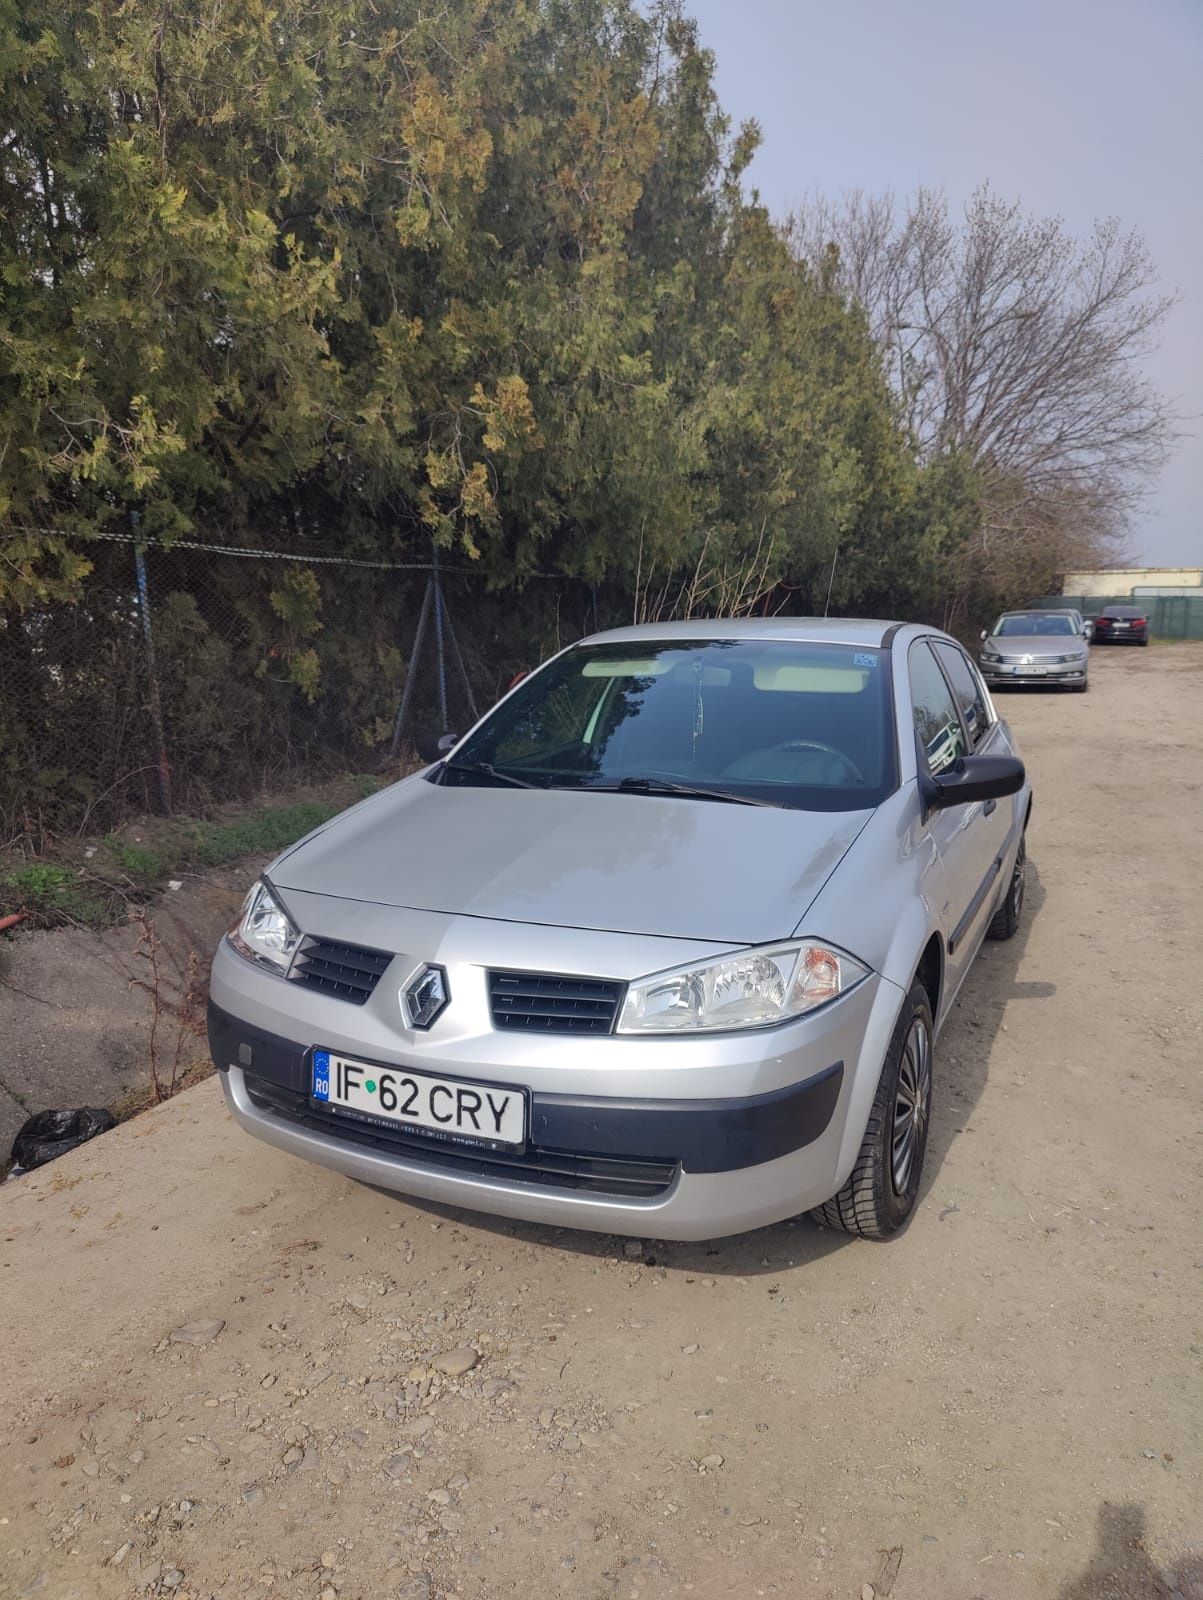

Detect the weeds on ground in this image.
[106,840,173,884]
[109,1056,214,1121]
[2,774,384,928]
[188,799,345,867]
[128,912,208,1103]
[3,863,116,926]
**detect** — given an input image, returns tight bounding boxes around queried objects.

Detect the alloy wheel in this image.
[891,1016,932,1194]
[1011,837,1027,920]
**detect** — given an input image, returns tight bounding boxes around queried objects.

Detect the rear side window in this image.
[908,642,967,775]
[932,642,991,750]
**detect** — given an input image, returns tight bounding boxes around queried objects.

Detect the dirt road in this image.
[3,643,1202,1600]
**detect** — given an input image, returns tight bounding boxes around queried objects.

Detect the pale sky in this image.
[686,0,1202,566]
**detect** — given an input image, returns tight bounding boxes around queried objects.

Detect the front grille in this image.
[488,970,623,1036]
[289,936,393,1005]
[244,1074,675,1199]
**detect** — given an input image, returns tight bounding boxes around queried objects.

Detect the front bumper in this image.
[208,924,905,1240]
[981,662,1087,686]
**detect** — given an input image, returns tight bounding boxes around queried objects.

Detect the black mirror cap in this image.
[415,730,459,763]
[924,752,1026,811]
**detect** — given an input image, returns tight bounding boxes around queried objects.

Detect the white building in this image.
[1061,566,1202,597]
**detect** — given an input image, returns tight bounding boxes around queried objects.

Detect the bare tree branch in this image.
[790,185,1177,605]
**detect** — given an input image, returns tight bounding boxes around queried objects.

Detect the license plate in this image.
[1113,622,1129,629]
[1013,664,1046,675]
[312,1050,527,1148]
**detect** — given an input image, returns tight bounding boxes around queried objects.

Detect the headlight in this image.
[980,651,1001,664]
[228,880,301,974]
[1054,653,1083,664]
[616,942,871,1035]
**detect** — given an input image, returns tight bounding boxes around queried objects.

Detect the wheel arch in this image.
[915,933,943,1026]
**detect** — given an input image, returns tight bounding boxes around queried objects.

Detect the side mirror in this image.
[980,629,988,640]
[922,753,1025,813]
[415,730,459,763]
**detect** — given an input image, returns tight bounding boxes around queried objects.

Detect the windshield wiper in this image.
[580,775,787,809]
[442,759,542,790]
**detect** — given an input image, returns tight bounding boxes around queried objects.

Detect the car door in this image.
[930,643,1014,948]
[931,639,1016,966]
[907,639,1009,1001]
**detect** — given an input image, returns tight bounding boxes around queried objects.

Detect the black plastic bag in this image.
[11,1107,116,1171]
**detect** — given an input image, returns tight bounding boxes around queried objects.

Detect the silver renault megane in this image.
[208,619,1030,1241]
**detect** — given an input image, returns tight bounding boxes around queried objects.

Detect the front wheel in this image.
[810,981,933,1240]
[987,832,1026,940]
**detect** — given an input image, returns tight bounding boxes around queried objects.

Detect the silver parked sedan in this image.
[209,619,1030,1241]
[979,610,1090,691]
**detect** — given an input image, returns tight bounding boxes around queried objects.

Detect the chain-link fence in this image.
[1,534,588,843]
[1033,594,1203,639]
[26,543,1195,847]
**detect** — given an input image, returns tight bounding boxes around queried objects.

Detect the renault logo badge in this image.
[403,964,449,1030]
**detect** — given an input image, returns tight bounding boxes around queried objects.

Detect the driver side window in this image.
[908,642,967,776]
[932,642,991,750]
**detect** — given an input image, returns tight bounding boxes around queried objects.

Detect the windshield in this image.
[995,613,1076,637]
[443,639,897,812]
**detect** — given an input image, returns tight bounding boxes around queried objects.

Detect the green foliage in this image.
[106,840,172,886]
[1,0,977,616]
[349,774,384,801]
[1,1,985,840]
[189,800,344,867]
[2,784,378,925]
[6,863,71,897]
[3,863,112,924]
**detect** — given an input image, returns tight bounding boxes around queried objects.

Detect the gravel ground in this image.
[2,642,1201,1600]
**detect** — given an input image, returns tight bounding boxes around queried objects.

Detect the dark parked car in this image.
[1092,605,1149,646]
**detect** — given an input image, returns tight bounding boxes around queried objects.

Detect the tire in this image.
[810,981,933,1240]
[1073,680,1089,693]
[987,832,1026,941]
[1139,638,1149,647]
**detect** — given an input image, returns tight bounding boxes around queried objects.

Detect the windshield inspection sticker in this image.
[853,652,877,667]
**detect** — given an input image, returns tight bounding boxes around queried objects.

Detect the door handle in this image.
[982,799,997,817]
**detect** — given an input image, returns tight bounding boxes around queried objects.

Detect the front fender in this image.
[796,784,950,1181]
[798,783,947,1011]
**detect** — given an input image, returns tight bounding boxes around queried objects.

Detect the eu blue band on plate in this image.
[313,1050,331,1101]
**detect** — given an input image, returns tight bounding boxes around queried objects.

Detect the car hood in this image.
[270,777,873,945]
[986,634,1086,656]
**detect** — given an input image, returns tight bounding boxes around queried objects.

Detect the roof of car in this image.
[580,617,913,649]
